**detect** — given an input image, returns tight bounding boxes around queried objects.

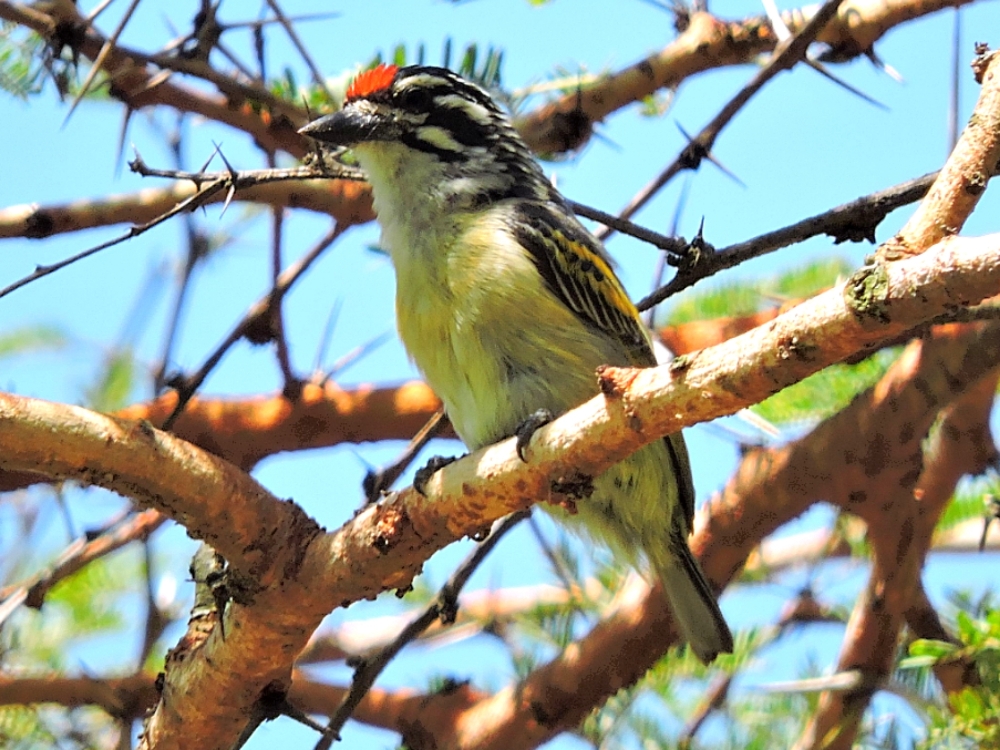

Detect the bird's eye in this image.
[396,87,438,112]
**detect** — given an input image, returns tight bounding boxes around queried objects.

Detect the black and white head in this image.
[300,64,561,209]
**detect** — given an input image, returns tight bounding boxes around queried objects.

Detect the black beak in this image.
[298,107,395,146]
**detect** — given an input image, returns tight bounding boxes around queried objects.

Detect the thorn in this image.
[128,146,145,174]
[326,330,393,378]
[86,0,116,23]
[675,122,746,186]
[221,185,237,217]
[760,670,868,694]
[198,143,223,174]
[114,108,134,177]
[806,58,889,111]
[706,153,747,188]
[865,49,905,84]
[761,0,791,43]
[216,144,238,179]
[63,0,144,129]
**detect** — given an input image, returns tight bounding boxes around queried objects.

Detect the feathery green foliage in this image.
[752,348,898,426]
[0,24,45,100]
[665,257,885,426]
[0,325,67,359]
[666,257,853,324]
[900,595,1000,749]
[85,348,136,413]
[936,483,999,536]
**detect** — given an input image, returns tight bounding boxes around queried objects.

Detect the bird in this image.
[300,64,733,663]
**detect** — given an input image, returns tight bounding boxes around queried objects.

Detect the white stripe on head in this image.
[433,94,494,125]
[396,72,450,91]
[415,126,464,153]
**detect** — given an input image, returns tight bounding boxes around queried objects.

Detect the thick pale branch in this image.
[116,380,444,471]
[879,48,1000,259]
[0,180,370,240]
[1,233,999,749]
[0,395,318,585]
[745,516,1000,575]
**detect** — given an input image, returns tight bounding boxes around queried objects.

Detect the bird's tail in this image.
[655,543,733,664]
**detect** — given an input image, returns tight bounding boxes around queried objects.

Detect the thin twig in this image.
[130,160,364,184]
[154,117,206,392]
[139,539,169,666]
[526,515,578,595]
[363,407,449,504]
[0,158,357,301]
[162,222,344,429]
[263,0,331,99]
[1,220,169,300]
[270,204,299,395]
[636,170,939,310]
[264,145,300,398]
[0,509,165,626]
[567,199,688,258]
[644,174,693,328]
[310,511,530,749]
[678,674,732,749]
[598,0,848,242]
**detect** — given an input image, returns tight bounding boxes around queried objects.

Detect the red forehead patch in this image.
[345,63,398,102]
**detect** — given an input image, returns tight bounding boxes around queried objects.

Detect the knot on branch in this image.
[845,262,891,324]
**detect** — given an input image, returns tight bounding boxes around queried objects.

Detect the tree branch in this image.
[879,47,1000,260]
[515,0,978,154]
[597,0,849,237]
[437,317,1000,750]
[793,359,1000,749]
[0,508,165,626]
[1,232,998,748]
[0,673,159,718]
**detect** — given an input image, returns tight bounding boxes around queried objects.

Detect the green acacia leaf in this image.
[898,654,941,669]
[908,638,959,660]
[86,348,136,412]
[753,349,897,425]
[667,257,852,324]
[0,325,68,358]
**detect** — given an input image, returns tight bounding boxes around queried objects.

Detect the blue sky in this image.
[2,1,999,747]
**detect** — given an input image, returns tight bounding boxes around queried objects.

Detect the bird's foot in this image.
[414,454,460,495]
[515,408,555,462]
